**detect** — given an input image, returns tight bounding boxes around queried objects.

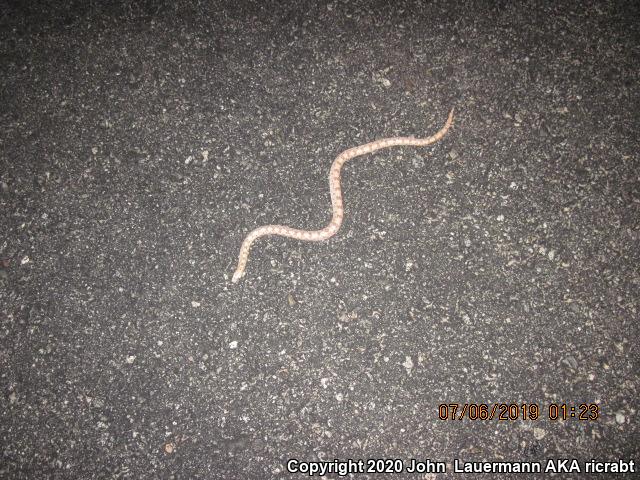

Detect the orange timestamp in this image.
[438,403,600,421]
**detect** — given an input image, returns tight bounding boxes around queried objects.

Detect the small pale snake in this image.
[232,108,454,283]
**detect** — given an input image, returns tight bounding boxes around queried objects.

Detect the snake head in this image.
[231,269,244,283]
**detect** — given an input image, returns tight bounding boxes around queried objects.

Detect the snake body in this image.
[232,108,454,283]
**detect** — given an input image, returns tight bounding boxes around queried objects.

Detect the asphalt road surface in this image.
[1,1,638,479]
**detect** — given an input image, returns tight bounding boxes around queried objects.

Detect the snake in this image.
[231,108,455,283]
